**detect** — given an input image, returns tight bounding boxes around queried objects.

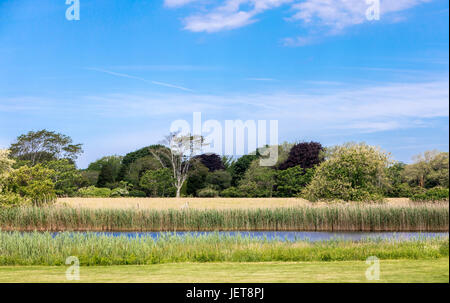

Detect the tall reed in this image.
[0,204,448,232]
[0,231,448,265]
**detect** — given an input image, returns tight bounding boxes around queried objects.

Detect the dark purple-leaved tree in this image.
[194,153,225,172]
[278,142,324,171]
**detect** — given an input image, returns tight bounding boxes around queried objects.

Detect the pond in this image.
[57,231,449,242]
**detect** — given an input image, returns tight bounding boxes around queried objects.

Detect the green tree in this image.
[43,159,84,196]
[150,133,207,198]
[186,160,209,196]
[97,162,115,188]
[139,168,175,197]
[275,166,315,197]
[238,160,276,197]
[0,149,14,183]
[206,170,232,191]
[5,164,56,205]
[9,130,83,165]
[403,150,449,188]
[88,156,122,176]
[124,155,161,187]
[384,162,409,197]
[230,154,259,186]
[303,143,391,202]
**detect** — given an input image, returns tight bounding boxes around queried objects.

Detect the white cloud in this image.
[165,0,433,44]
[289,0,431,31]
[170,0,293,33]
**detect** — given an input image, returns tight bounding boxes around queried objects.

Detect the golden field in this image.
[57,197,414,210]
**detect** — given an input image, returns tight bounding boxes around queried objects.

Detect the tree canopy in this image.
[9,130,83,166]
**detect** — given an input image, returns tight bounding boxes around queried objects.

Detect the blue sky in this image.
[0,0,448,168]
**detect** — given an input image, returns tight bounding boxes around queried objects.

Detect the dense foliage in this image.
[278,141,323,170]
[1,130,448,203]
[303,143,391,202]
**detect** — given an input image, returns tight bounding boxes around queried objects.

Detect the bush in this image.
[77,186,111,197]
[411,187,449,202]
[275,166,315,197]
[4,165,57,206]
[128,190,147,198]
[197,187,219,197]
[302,143,390,202]
[0,192,30,208]
[139,168,175,197]
[220,187,242,197]
[110,187,129,197]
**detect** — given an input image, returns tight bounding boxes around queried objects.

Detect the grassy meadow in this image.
[1,259,448,283]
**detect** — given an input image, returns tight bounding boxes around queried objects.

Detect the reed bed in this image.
[0,204,448,232]
[0,231,448,266]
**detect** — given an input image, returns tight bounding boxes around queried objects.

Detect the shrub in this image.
[197,187,219,197]
[303,143,390,202]
[4,165,56,206]
[110,187,129,197]
[77,186,111,197]
[411,187,449,202]
[275,166,315,197]
[0,192,30,208]
[220,187,242,197]
[128,190,147,197]
[237,161,276,197]
[205,170,232,191]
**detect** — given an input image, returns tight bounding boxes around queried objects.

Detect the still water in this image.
[64,231,449,242]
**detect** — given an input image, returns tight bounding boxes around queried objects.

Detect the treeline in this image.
[0,129,449,206]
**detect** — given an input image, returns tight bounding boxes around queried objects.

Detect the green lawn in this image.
[0,259,448,283]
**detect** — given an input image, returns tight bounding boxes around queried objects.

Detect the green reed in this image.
[0,203,448,232]
[0,231,447,266]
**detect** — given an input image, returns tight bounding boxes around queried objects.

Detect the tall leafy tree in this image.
[186,160,209,196]
[194,153,225,171]
[139,168,175,197]
[303,143,391,202]
[97,162,115,188]
[43,159,84,196]
[278,142,323,171]
[403,150,449,188]
[150,133,207,198]
[9,130,83,165]
[230,154,259,186]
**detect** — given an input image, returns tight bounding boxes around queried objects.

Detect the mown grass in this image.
[0,204,448,231]
[0,259,448,283]
[0,231,448,266]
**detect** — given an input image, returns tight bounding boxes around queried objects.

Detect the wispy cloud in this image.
[169,0,293,33]
[165,0,433,45]
[85,67,194,92]
[3,77,448,132]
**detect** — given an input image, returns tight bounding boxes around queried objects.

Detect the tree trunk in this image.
[176,186,181,198]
